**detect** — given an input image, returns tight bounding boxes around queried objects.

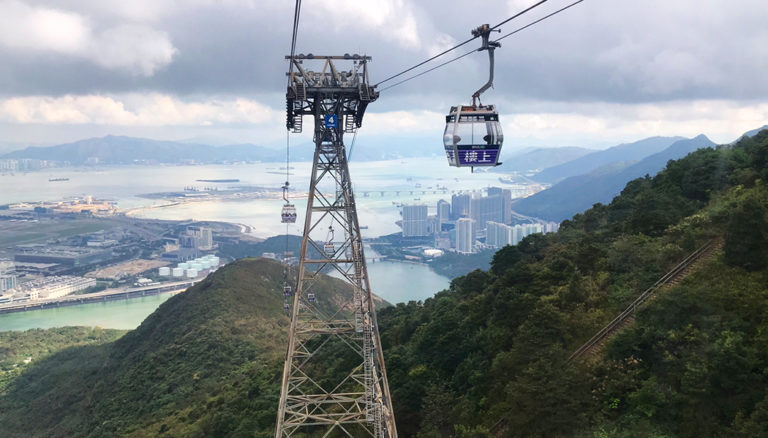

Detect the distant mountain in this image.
[532,136,685,183]
[0,134,453,165]
[514,134,716,221]
[733,125,768,142]
[493,146,595,173]
[1,135,289,165]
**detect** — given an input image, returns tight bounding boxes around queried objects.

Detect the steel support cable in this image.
[495,0,584,42]
[377,0,585,93]
[287,0,302,81]
[373,0,549,88]
[284,0,301,306]
[378,50,475,92]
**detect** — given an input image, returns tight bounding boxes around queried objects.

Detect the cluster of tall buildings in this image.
[400,187,559,254]
[486,221,559,248]
[0,159,57,172]
[163,226,215,262]
[181,226,214,251]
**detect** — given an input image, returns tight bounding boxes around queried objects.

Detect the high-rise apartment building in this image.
[437,199,451,230]
[470,194,503,231]
[451,194,471,220]
[402,205,429,237]
[456,218,476,254]
[486,221,515,248]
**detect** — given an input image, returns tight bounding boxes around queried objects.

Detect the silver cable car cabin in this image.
[280,181,297,223]
[444,24,504,170]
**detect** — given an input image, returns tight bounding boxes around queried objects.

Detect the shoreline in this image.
[0,280,197,315]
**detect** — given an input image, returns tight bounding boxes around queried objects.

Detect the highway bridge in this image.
[0,279,199,314]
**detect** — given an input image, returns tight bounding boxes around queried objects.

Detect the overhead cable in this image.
[495,0,584,42]
[378,0,585,92]
[374,0,549,87]
[287,0,302,79]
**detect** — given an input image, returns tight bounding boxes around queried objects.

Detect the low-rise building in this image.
[18,276,96,300]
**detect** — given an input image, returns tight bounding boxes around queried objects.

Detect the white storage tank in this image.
[191,263,203,271]
[178,262,189,270]
[209,256,220,266]
[158,267,171,276]
[186,269,198,278]
[172,268,184,277]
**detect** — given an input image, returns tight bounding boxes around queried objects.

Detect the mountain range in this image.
[0,134,449,164]
[530,136,685,183]
[513,134,716,221]
[494,146,595,173]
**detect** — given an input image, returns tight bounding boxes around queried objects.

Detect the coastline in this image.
[0,280,197,315]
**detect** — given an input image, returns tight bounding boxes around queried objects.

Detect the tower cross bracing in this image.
[275,55,398,438]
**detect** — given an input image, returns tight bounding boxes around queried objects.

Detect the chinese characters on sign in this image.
[446,149,499,166]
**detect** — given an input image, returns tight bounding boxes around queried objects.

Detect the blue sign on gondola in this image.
[324,115,338,129]
[446,149,499,166]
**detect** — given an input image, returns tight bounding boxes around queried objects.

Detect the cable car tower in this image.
[275,54,398,438]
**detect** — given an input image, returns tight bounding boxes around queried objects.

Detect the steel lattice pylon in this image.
[275,55,397,438]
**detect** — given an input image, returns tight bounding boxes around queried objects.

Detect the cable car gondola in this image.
[281,203,297,223]
[324,226,335,257]
[280,181,297,223]
[443,24,504,170]
[444,104,503,168]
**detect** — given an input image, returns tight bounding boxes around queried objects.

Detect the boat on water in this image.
[48,178,69,182]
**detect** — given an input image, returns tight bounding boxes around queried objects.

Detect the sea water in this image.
[1,159,502,330]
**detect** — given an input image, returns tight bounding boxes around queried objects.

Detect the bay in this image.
[1,158,508,330]
[0,293,174,331]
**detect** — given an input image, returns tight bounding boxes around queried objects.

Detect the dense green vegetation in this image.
[376,131,768,436]
[0,259,357,437]
[1,131,767,437]
[0,327,126,392]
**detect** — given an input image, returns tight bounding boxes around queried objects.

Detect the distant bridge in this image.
[359,189,451,197]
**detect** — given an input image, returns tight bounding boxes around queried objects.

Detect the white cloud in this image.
[0,0,176,76]
[0,94,282,127]
[502,100,768,146]
[309,0,432,50]
[91,25,177,76]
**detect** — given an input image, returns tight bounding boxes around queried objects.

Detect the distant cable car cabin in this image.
[307,293,316,303]
[444,24,504,170]
[324,226,335,257]
[281,203,297,223]
[284,285,293,297]
[281,181,297,223]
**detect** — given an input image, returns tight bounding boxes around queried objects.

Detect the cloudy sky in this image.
[0,0,766,150]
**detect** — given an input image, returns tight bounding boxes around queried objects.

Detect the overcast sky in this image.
[1,0,767,149]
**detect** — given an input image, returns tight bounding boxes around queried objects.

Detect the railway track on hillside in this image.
[566,238,722,363]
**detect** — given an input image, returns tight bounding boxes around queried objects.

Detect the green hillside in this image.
[1,131,767,437]
[0,258,358,437]
[376,130,768,436]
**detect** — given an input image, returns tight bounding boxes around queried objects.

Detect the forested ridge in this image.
[378,130,768,436]
[0,131,767,437]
